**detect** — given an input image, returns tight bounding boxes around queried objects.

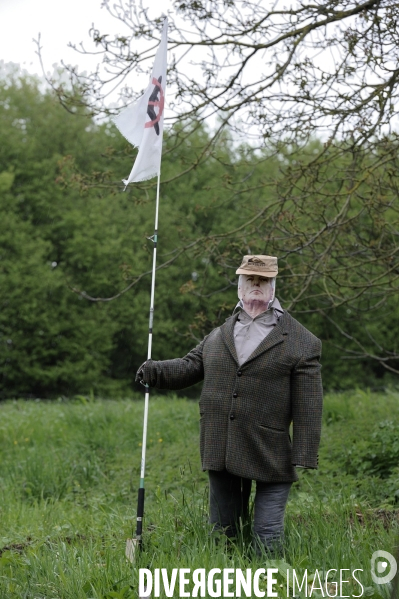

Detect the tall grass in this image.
[0,391,398,598]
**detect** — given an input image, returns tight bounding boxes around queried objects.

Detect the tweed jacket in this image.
[142,311,323,483]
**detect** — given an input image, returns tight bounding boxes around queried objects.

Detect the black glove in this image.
[135,361,147,385]
[135,360,155,386]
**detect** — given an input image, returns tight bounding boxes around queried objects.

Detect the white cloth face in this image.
[238,275,276,310]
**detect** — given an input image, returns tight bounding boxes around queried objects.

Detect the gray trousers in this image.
[208,469,292,554]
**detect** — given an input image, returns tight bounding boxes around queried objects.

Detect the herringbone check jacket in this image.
[142,311,323,483]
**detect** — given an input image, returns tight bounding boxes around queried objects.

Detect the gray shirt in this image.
[233,298,284,366]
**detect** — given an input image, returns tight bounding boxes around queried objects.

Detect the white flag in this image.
[114,19,168,185]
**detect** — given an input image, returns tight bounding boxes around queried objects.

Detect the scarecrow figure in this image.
[136,255,323,554]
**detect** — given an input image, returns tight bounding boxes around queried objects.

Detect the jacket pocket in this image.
[259,424,285,433]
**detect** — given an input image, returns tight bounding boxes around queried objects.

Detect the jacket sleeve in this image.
[136,338,206,390]
[291,337,323,469]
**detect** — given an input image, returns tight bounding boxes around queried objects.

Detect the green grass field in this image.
[1,390,398,598]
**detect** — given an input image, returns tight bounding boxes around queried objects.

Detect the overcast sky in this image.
[0,0,123,76]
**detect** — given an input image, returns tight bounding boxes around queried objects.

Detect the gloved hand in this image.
[135,360,155,386]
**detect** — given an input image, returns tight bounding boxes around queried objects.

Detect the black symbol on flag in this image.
[146,76,164,136]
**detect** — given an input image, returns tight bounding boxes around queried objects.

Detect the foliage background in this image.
[0,67,398,399]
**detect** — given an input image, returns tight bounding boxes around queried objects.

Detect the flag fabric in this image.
[114,18,168,185]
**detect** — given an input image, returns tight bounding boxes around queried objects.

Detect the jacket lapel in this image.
[220,313,240,364]
[244,318,287,364]
[220,312,288,366]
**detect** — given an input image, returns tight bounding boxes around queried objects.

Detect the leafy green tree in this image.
[1,66,398,397]
[37,0,399,378]
[0,70,120,397]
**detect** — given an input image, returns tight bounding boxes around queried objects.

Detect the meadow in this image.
[0,390,398,598]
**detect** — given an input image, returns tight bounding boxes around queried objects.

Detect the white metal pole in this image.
[135,171,161,550]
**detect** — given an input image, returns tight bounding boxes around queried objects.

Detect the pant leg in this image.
[208,469,252,538]
[253,481,292,555]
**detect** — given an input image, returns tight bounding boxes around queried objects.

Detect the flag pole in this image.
[119,17,167,563]
[126,171,161,561]
[137,170,161,545]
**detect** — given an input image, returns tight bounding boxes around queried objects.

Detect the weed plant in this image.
[0,391,398,598]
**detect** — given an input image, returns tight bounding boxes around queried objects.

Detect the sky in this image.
[0,0,123,77]
[1,0,395,138]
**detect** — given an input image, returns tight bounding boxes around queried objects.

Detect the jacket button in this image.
[233,392,238,398]
[237,371,242,377]
[230,414,235,420]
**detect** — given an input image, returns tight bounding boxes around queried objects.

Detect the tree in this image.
[1,66,397,395]
[0,70,123,397]
[0,71,264,396]
[38,0,399,377]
